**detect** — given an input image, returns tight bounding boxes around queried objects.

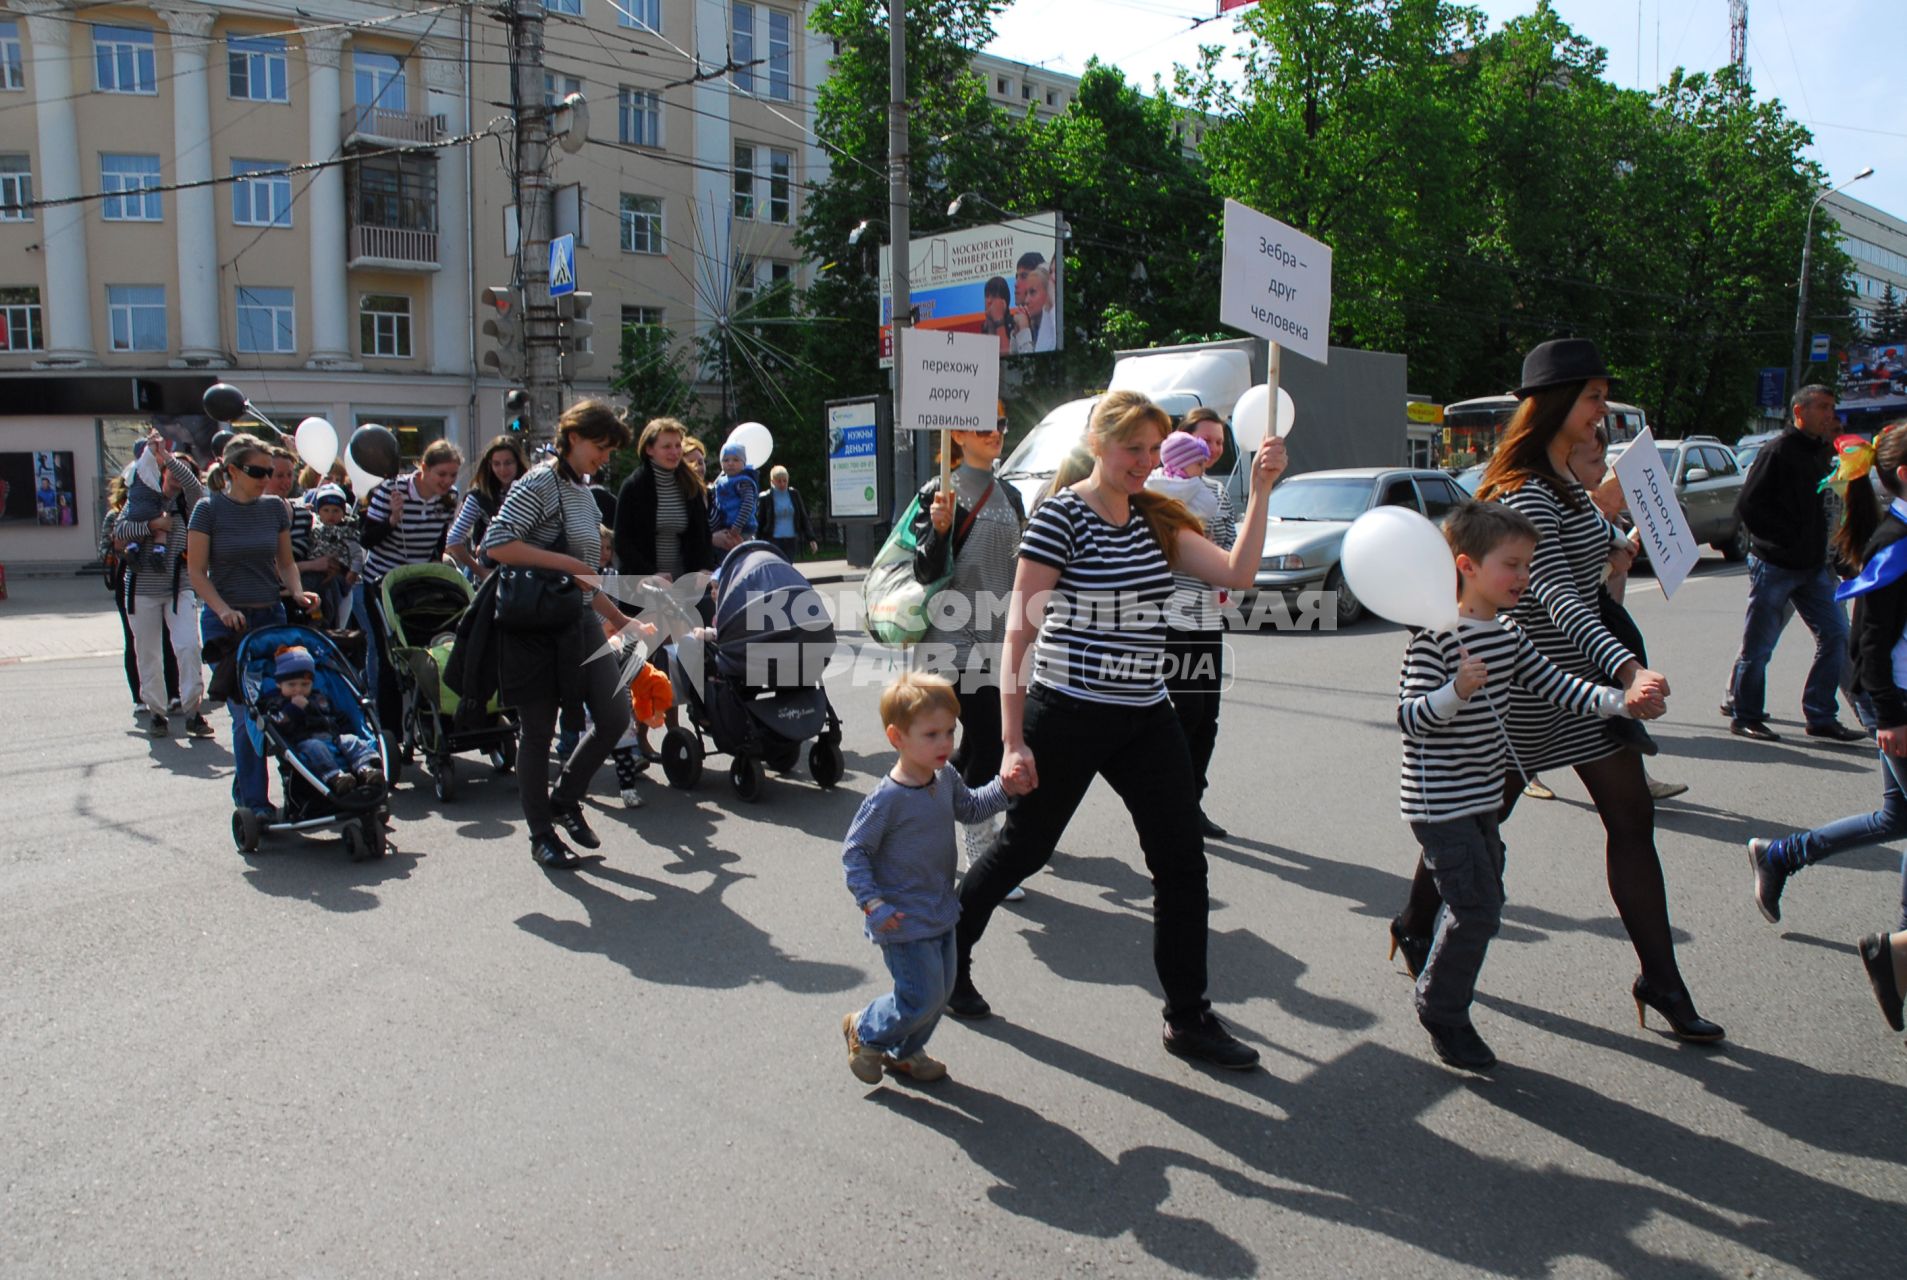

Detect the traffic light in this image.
[481,285,524,379]
[556,290,594,373]
[503,389,531,435]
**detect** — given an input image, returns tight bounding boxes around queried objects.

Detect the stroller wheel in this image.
[344,822,374,862]
[490,736,517,775]
[763,738,801,774]
[232,807,263,854]
[661,727,703,790]
[433,757,458,802]
[730,755,766,802]
[808,740,845,790]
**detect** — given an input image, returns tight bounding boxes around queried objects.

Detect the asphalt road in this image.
[3,555,1904,1278]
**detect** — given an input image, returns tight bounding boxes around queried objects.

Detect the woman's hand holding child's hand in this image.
[866,902,904,933]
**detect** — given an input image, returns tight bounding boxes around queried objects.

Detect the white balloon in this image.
[1339,505,1460,631]
[1230,384,1297,455]
[294,417,338,475]
[726,421,774,469]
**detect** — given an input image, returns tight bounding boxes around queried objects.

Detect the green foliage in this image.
[1874,284,1905,345]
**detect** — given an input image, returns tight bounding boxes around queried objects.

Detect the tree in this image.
[1874,284,1905,344]
[606,320,703,487]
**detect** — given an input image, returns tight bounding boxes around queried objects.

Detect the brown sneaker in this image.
[841,1012,883,1084]
[882,1051,947,1083]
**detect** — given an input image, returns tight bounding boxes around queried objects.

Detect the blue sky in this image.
[984,0,1906,218]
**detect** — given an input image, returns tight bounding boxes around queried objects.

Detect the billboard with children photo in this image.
[877,213,1064,366]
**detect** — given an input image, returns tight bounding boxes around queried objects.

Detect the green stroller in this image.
[377,563,518,800]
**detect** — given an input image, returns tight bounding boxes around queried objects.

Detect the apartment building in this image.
[0,0,828,567]
[1824,190,1907,333]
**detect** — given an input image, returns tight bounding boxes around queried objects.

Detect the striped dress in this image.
[1019,490,1176,707]
[1496,477,1635,772]
[1398,617,1624,822]
[361,473,458,583]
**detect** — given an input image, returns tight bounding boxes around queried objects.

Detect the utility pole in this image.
[507,0,560,440]
[888,0,912,509]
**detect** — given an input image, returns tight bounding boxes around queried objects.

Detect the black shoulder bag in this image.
[493,487,585,633]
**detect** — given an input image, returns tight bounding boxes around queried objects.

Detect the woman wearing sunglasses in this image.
[188,434,322,821]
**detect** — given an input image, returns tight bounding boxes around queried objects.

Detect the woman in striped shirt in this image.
[351,439,464,739]
[447,435,530,582]
[485,401,638,868]
[1391,339,1722,1042]
[950,390,1287,1070]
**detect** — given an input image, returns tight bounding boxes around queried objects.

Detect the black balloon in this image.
[202,383,248,423]
[209,430,234,457]
[348,424,402,480]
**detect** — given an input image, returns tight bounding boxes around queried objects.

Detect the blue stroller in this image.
[230,624,392,859]
[659,540,845,801]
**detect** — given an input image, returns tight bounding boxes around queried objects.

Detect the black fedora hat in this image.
[1515,338,1611,399]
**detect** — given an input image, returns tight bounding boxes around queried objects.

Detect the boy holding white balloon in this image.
[1395,501,1664,1072]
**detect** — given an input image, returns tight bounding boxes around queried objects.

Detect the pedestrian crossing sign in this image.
[549,234,576,298]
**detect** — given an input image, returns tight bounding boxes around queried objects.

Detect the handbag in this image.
[862,480,992,647]
[493,500,584,633]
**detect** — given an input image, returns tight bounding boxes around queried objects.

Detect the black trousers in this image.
[1164,628,1224,799]
[505,616,633,839]
[957,685,1212,1025]
[116,584,179,705]
[951,678,1004,790]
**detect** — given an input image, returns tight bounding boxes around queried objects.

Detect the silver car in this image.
[1252,467,1470,627]
[1605,437,1749,562]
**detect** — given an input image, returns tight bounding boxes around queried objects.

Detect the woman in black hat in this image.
[1388,338,1724,1042]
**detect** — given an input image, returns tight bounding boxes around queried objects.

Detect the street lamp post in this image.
[1790,166,1875,397]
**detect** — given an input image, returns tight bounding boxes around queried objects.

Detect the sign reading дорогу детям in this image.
[1219,199,1333,365]
[1612,427,1700,600]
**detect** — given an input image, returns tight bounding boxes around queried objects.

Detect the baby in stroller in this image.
[261,646,384,797]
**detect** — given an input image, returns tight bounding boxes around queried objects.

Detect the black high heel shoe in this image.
[1388,918,1431,980]
[1631,976,1725,1042]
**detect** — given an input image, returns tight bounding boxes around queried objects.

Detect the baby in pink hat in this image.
[1146,430,1219,524]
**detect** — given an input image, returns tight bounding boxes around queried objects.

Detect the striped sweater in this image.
[1398,617,1627,822]
[360,473,457,582]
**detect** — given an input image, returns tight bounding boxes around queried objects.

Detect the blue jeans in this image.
[1729,556,1847,727]
[1779,694,1907,929]
[201,603,287,812]
[292,734,378,781]
[855,929,958,1058]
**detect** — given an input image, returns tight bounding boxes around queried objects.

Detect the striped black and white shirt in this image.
[1020,489,1176,707]
[1398,617,1625,822]
[288,500,316,562]
[361,472,458,582]
[651,467,689,579]
[1167,478,1236,632]
[484,460,606,601]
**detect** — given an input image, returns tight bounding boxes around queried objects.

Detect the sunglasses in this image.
[234,462,273,480]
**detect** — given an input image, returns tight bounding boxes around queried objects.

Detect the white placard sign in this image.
[1219,199,1333,365]
[898,329,999,433]
[1613,427,1700,599]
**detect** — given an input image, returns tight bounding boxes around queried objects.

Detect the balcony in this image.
[348,222,440,272]
[342,105,446,148]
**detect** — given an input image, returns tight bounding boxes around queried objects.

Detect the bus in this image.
[1440,394,1647,469]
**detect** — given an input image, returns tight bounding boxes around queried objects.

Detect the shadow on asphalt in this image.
[240,834,422,913]
[906,1016,1888,1277]
[515,858,865,994]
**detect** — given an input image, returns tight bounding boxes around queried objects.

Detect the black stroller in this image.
[659,540,845,801]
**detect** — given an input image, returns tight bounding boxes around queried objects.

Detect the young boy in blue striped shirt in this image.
[1396,502,1660,1071]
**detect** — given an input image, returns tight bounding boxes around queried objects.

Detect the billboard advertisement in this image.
[878,213,1064,365]
[1841,341,1907,419]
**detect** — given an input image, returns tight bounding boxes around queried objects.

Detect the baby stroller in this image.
[231,624,391,859]
[377,562,519,802]
[660,540,845,801]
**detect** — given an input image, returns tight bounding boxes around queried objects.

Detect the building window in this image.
[1045,89,1057,106]
[94,26,157,95]
[0,22,23,91]
[733,4,793,100]
[618,0,661,31]
[0,154,31,221]
[732,144,756,220]
[621,305,665,329]
[359,293,411,359]
[228,35,289,102]
[619,193,663,254]
[545,0,583,13]
[0,286,42,351]
[101,153,163,222]
[236,286,296,354]
[353,51,406,113]
[1021,83,1032,100]
[231,160,292,227]
[995,76,1007,94]
[352,155,437,230]
[544,71,583,108]
[767,148,792,223]
[108,285,167,352]
[734,258,791,312]
[618,87,660,147]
